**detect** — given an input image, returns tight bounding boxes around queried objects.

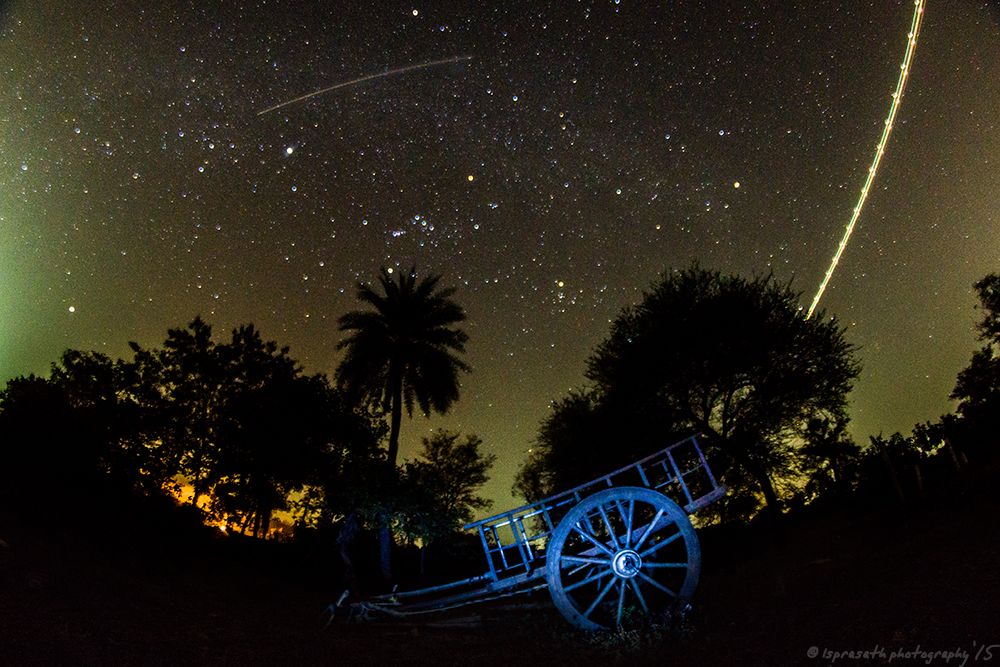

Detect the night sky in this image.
[3,1,999,509]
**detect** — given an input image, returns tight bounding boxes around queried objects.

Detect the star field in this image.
[2,1,999,508]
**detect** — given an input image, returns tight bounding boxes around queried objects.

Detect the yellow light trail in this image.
[806,0,926,319]
[257,55,474,117]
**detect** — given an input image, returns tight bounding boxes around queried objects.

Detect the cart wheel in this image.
[546,486,700,632]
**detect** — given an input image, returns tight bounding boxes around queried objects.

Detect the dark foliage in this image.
[0,318,385,541]
[517,266,860,519]
[0,375,101,516]
[398,429,495,545]
[950,273,1000,461]
[335,267,470,466]
[0,306,494,596]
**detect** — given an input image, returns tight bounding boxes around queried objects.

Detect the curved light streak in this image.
[257,55,474,117]
[807,0,926,319]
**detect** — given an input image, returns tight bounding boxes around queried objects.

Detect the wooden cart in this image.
[349,434,725,631]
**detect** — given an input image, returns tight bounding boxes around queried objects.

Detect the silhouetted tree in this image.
[799,415,861,503]
[399,430,494,554]
[293,396,388,588]
[129,317,376,532]
[295,398,389,526]
[335,268,470,466]
[3,317,395,549]
[862,432,928,504]
[335,267,470,581]
[155,321,372,537]
[970,273,1000,340]
[122,341,177,491]
[210,325,311,536]
[518,266,860,519]
[514,390,620,502]
[156,316,227,508]
[951,273,1000,460]
[49,349,171,492]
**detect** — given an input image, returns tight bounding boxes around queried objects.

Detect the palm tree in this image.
[335,267,470,583]
[336,267,470,466]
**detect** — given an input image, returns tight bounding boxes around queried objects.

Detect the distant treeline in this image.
[0,316,488,538]
[2,267,997,588]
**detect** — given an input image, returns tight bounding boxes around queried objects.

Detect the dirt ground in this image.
[2,486,998,667]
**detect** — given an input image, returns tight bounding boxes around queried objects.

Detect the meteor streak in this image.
[256,55,474,117]
[806,0,925,319]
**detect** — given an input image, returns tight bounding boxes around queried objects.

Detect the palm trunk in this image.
[378,526,393,584]
[386,364,403,466]
[337,512,360,593]
[378,363,403,585]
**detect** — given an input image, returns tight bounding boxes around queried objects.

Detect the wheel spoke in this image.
[643,561,689,569]
[583,575,618,620]
[597,505,620,550]
[572,524,615,556]
[632,508,664,551]
[624,499,634,548]
[613,499,627,521]
[615,579,627,627]
[560,555,611,567]
[639,529,682,558]
[627,577,649,614]
[636,570,677,598]
[613,499,628,545]
[564,567,611,593]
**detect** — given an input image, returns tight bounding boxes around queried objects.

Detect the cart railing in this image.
[356,433,724,619]
[463,433,723,584]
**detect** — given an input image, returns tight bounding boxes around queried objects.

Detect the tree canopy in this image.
[335,268,470,467]
[950,273,1000,456]
[517,266,860,517]
[398,430,495,546]
[0,317,388,538]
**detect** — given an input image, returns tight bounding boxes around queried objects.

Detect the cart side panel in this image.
[465,434,725,580]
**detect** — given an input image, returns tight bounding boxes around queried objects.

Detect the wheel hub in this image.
[612,549,642,578]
